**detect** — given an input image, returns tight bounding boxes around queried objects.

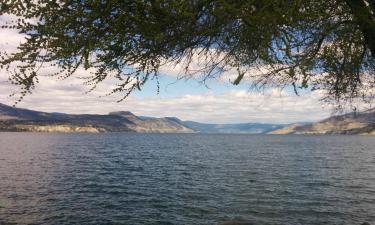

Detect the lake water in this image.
[0,133,374,225]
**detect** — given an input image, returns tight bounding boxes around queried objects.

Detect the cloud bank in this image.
[0,74,332,123]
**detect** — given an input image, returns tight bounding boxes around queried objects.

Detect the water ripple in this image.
[0,133,374,225]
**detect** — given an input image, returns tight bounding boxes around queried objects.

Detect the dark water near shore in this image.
[0,133,374,225]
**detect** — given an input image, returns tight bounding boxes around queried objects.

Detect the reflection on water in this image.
[0,133,374,225]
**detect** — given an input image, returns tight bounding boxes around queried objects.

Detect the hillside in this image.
[0,103,193,133]
[269,108,375,135]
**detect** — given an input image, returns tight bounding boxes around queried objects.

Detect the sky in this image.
[0,14,336,124]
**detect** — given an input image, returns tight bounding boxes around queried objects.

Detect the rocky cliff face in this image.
[269,109,375,135]
[0,103,194,133]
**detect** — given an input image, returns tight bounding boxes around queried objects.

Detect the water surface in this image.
[0,133,374,225]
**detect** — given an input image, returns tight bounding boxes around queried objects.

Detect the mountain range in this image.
[0,103,374,134]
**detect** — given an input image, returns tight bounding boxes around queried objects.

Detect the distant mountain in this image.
[269,108,375,135]
[0,103,193,133]
[183,121,285,134]
[135,115,286,134]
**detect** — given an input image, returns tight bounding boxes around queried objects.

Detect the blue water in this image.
[0,133,374,225]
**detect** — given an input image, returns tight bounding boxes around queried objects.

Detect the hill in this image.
[0,103,193,133]
[269,108,375,135]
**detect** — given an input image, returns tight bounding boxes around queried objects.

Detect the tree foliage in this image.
[0,0,374,105]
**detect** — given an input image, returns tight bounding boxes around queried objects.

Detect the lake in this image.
[0,133,374,225]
